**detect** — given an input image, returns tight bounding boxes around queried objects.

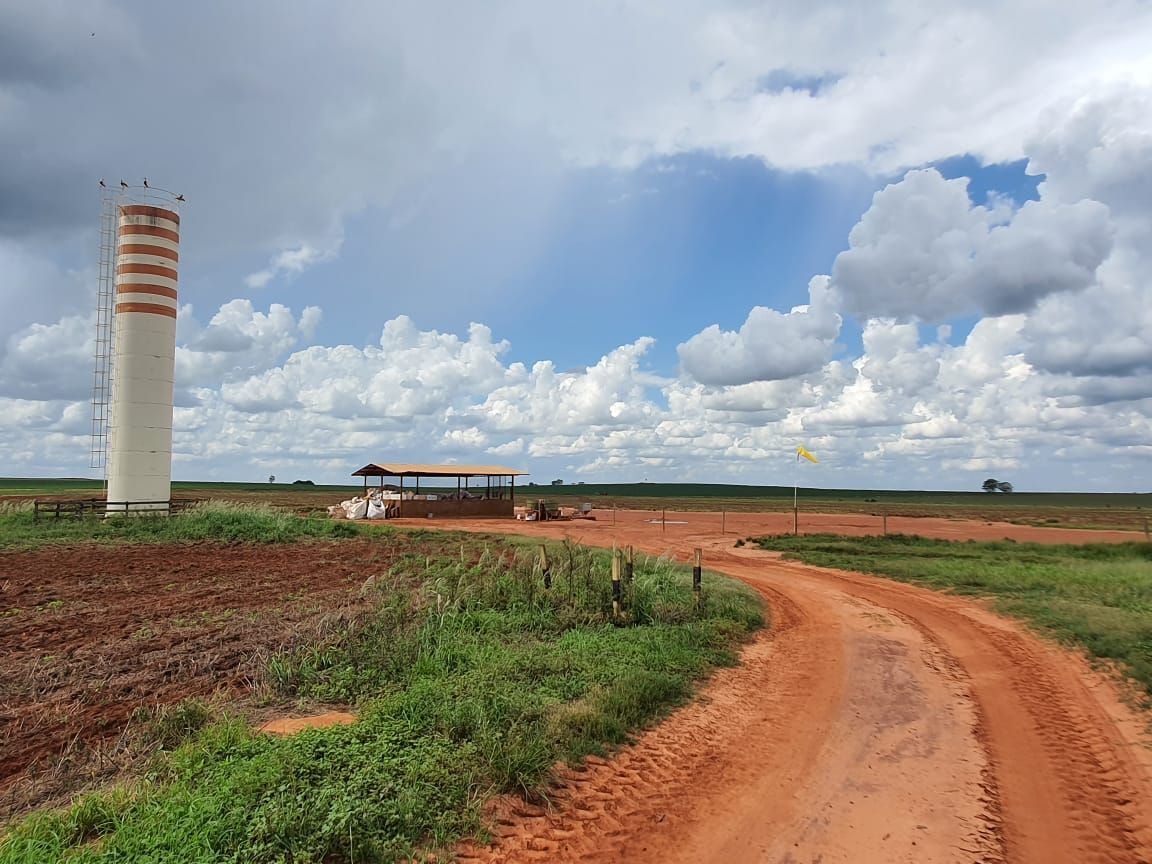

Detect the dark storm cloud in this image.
[0,3,103,87]
[0,2,433,255]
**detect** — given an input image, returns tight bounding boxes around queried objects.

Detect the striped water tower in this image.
[106,202,180,512]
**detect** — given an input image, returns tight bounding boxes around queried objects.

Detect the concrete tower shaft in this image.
[106,204,180,511]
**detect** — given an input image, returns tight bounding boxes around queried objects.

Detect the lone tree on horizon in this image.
[982,478,1014,493]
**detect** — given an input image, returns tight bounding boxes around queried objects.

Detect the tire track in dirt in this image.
[764,555,1152,863]
[422,516,1152,863]
[448,531,1002,863]
[455,583,842,862]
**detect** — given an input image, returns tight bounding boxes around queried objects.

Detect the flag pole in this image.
[793,449,799,535]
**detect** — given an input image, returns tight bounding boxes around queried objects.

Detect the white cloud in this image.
[831,168,1113,322]
[1018,88,1152,380]
[3,0,1151,276]
[677,276,841,385]
[3,32,1152,492]
[177,299,321,387]
[0,314,94,401]
[857,320,940,396]
[3,300,1151,491]
[0,239,91,344]
[244,241,340,289]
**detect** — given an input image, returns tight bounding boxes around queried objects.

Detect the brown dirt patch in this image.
[417,507,1143,545]
[259,711,357,736]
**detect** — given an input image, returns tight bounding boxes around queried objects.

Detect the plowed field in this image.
[0,537,443,822]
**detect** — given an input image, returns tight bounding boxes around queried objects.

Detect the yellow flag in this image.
[796,445,818,464]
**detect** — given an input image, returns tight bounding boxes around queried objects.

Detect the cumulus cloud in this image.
[0,239,91,344]
[3,9,1152,492]
[3,0,1150,270]
[471,337,663,434]
[677,276,841,386]
[1027,86,1152,236]
[857,320,941,396]
[1023,278,1152,378]
[177,299,322,387]
[1018,88,1152,381]
[244,242,339,289]
[218,315,511,417]
[0,314,94,401]
[831,168,1113,322]
[3,298,1152,492]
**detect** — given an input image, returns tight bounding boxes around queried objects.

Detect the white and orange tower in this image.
[100,191,182,511]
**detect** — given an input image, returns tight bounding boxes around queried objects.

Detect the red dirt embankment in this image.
[408,512,1152,864]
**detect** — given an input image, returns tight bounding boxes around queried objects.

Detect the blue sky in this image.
[218,154,1042,373]
[0,1,1150,492]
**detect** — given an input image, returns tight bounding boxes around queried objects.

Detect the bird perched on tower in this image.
[120,180,128,188]
[143,178,149,188]
[175,194,185,202]
[99,179,106,188]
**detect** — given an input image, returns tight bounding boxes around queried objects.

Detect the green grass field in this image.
[0,514,762,863]
[0,501,369,548]
[755,533,1152,697]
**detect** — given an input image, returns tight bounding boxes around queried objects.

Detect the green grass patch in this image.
[0,501,368,549]
[755,533,1152,694]
[0,540,762,863]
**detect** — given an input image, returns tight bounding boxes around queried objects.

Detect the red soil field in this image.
[0,537,446,822]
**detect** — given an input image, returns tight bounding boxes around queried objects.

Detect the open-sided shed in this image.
[350,463,528,518]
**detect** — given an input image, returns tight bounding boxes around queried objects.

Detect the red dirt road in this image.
[410,512,1152,864]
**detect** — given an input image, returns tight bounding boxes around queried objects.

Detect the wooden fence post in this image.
[625,545,634,584]
[611,550,622,620]
[883,512,888,536]
[662,508,666,534]
[693,548,702,610]
[539,545,551,589]
[721,507,726,534]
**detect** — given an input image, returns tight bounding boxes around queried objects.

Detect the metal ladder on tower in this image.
[89,192,118,473]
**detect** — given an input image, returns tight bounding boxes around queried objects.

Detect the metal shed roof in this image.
[351,463,528,478]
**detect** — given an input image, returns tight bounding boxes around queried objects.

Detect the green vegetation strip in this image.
[756,533,1152,695]
[1,539,762,863]
[0,502,368,548]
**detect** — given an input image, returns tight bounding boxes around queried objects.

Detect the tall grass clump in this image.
[756,532,1152,695]
[0,538,762,863]
[0,500,365,548]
